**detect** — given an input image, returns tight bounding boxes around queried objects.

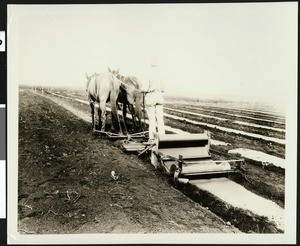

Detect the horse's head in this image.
[85,72,91,80]
[108,67,123,81]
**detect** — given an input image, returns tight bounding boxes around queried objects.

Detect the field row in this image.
[165,103,285,127]
[164,108,285,141]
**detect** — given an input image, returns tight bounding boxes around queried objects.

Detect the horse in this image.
[110,69,144,132]
[85,71,123,133]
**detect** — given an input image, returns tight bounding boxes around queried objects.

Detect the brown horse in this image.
[85,71,122,133]
[110,69,144,132]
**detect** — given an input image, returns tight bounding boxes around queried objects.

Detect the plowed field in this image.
[18,90,239,234]
[18,88,285,236]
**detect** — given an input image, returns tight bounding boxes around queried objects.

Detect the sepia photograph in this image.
[7,2,297,244]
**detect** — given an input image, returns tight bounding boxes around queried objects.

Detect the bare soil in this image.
[19,91,284,234]
[18,90,239,234]
[42,89,285,210]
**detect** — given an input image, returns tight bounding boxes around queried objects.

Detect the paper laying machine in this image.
[150,132,242,185]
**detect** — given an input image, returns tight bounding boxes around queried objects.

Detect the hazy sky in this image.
[8,3,297,102]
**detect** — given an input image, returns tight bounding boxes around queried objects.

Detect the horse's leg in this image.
[98,104,102,130]
[111,109,117,132]
[128,104,136,132]
[134,101,143,132]
[133,93,144,132]
[99,100,106,132]
[110,100,122,134]
[122,100,128,134]
[137,109,144,132]
[90,102,95,129]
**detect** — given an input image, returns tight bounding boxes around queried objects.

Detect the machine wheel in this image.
[173,170,180,186]
[169,164,178,175]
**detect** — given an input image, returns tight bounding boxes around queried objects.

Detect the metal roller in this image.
[180,160,231,175]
